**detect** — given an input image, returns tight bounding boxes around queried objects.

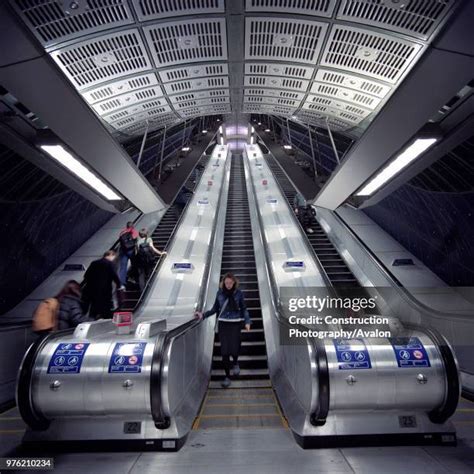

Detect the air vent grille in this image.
[244,62,314,79]
[164,77,229,94]
[245,18,328,64]
[321,25,422,83]
[246,0,337,16]
[244,76,309,91]
[11,0,133,47]
[314,69,391,98]
[119,113,179,134]
[244,96,300,107]
[159,63,228,82]
[92,86,164,114]
[51,29,152,89]
[132,0,225,21]
[242,103,297,116]
[310,83,381,109]
[297,110,353,131]
[143,19,227,68]
[337,0,453,40]
[111,106,174,128]
[82,73,159,104]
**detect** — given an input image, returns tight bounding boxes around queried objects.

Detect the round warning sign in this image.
[75,343,84,350]
[413,350,424,359]
[128,355,138,365]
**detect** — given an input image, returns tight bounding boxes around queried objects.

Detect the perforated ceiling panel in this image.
[314,69,391,99]
[243,104,297,116]
[82,73,160,104]
[164,77,229,95]
[143,18,227,68]
[310,83,382,109]
[246,0,337,16]
[303,95,372,118]
[172,96,230,111]
[159,63,229,83]
[244,62,314,79]
[244,89,306,100]
[245,18,328,64]
[119,112,180,135]
[297,109,354,131]
[244,76,309,92]
[51,29,152,89]
[320,25,423,83]
[132,0,225,20]
[337,0,454,40]
[244,96,301,108]
[169,89,229,104]
[110,106,175,129]
[10,0,134,48]
[178,103,231,118]
[97,94,168,117]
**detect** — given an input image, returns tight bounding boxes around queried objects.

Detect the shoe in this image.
[306,228,314,233]
[221,377,231,388]
[232,364,240,376]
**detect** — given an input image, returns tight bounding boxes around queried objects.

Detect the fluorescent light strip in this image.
[41,145,121,201]
[357,138,437,197]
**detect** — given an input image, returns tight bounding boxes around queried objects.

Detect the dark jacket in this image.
[83,258,121,301]
[57,295,91,330]
[203,288,251,325]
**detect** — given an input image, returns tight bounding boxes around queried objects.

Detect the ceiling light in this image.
[182,147,190,152]
[283,145,292,150]
[265,129,271,132]
[356,138,438,196]
[202,130,208,134]
[40,145,122,201]
[257,122,261,126]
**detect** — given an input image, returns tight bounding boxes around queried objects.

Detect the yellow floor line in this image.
[271,388,289,429]
[200,414,281,419]
[457,408,474,412]
[0,417,22,421]
[207,394,273,400]
[192,390,210,430]
[205,403,276,408]
[0,429,25,434]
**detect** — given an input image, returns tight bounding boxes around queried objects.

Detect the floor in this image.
[2,396,474,474]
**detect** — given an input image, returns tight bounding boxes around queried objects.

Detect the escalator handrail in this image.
[404,323,460,424]
[16,328,75,430]
[333,210,474,321]
[150,149,230,429]
[243,147,330,426]
[259,149,335,291]
[133,153,212,312]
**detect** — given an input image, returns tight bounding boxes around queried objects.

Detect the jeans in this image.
[119,249,134,285]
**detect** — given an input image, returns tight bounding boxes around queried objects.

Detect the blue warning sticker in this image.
[333,339,372,370]
[109,342,147,374]
[390,337,431,368]
[47,342,90,374]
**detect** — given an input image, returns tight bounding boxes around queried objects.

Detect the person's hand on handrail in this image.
[194,311,203,321]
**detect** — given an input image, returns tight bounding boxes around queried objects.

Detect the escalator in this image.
[120,154,210,311]
[264,154,359,288]
[194,154,287,430]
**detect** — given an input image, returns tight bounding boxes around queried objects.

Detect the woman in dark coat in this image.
[195,273,251,388]
[56,280,91,330]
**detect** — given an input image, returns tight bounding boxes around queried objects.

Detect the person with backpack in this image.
[32,280,90,335]
[194,273,251,388]
[135,229,167,290]
[56,280,91,329]
[82,250,123,319]
[118,221,139,286]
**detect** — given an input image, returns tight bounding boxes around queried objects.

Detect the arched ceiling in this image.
[8,0,459,142]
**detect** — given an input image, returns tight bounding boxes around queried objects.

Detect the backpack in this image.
[137,240,154,266]
[32,298,59,333]
[120,231,136,251]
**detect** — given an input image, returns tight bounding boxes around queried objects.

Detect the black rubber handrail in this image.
[150,150,229,429]
[244,148,330,426]
[17,328,74,430]
[404,323,460,424]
